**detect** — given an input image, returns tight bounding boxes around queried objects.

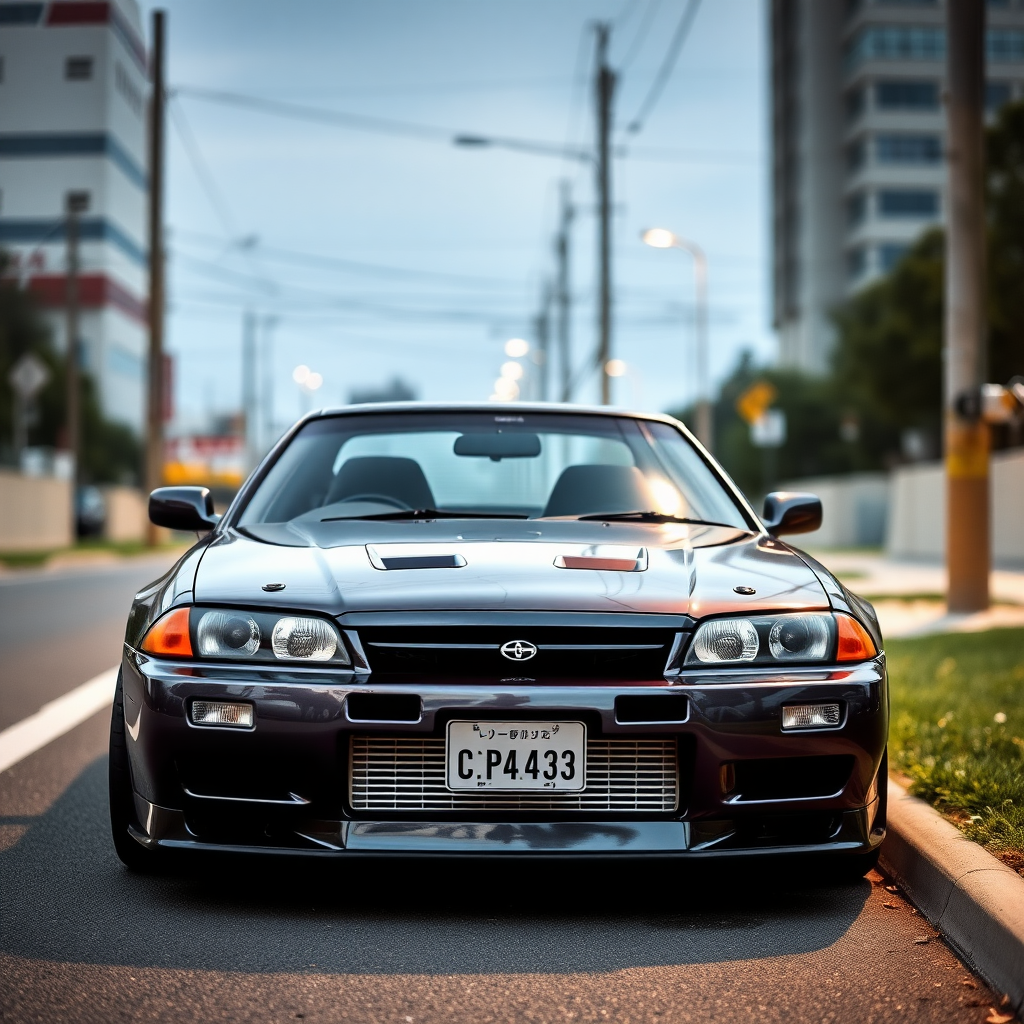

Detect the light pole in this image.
[641,227,711,450]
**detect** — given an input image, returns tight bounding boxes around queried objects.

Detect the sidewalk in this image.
[807,550,1024,639]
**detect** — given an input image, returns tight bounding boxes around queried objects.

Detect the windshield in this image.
[237,411,752,530]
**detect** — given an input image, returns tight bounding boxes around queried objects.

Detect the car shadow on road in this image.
[0,758,870,975]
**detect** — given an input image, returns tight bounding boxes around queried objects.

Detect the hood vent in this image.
[366,545,467,570]
[554,546,648,572]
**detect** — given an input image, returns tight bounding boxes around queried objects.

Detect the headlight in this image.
[692,617,759,663]
[141,607,350,665]
[197,611,260,657]
[272,616,338,662]
[684,612,876,666]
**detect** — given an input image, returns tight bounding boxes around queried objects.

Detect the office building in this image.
[0,0,149,432]
[772,0,1024,374]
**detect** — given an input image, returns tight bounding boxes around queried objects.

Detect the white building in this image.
[772,0,1024,374]
[0,0,149,432]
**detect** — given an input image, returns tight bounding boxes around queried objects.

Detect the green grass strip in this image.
[887,628,1024,861]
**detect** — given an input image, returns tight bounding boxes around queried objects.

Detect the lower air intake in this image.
[349,736,679,812]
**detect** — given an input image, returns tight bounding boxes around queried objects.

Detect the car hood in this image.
[192,520,828,620]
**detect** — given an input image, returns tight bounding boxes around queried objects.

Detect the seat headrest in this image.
[541,463,652,518]
[326,456,435,510]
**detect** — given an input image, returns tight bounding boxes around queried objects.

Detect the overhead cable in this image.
[174,83,741,164]
[626,0,702,134]
[619,0,663,73]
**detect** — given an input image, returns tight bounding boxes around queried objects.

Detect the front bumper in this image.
[120,647,888,859]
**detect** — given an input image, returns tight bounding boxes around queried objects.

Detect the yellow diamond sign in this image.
[735,380,777,425]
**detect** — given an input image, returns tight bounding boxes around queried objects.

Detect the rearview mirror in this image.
[762,491,822,537]
[453,432,541,460]
[149,486,221,532]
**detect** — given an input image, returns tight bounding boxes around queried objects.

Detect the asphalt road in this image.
[0,560,1014,1023]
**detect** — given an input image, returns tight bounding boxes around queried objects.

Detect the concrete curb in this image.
[880,778,1024,1015]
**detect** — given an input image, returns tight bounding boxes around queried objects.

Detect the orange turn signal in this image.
[835,613,877,661]
[141,607,193,658]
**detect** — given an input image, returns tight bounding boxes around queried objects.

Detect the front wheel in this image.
[108,670,160,872]
[838,847,880,881]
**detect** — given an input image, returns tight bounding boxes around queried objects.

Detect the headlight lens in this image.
[685,612,869,666]
[272,616,338,662]
[692,618,759,663]
[141,607,350,664]
[768,614,830,660]
[197,611,260,656]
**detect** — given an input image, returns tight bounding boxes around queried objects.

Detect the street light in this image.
[641,227,712,449]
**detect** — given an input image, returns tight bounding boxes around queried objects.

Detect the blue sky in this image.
[148,0,772,436]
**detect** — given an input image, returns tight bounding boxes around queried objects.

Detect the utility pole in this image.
[555,181,574,402]
[242,309,257,469]
[945,0,988,612]
[262,315,278,456]
[64,197,81,540]
[534,284,552,402]
[145,9,166,545]
[594,23,615,405]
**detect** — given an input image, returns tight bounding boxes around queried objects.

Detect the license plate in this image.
[446,721,586,792]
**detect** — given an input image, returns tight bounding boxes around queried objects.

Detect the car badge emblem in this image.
[500,640,538,661]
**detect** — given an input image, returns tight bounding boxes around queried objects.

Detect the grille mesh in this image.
[349,736,678,812]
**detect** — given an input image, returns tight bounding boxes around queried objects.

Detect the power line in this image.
[626,0,702,135]
[168,97,240,240]
[172,229,522,290]
[174,82,736,165]
[619,0,663,72]
[174,85,454,142]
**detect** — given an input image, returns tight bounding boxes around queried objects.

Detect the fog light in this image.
[190,700,253,728]
[782,703,841,730]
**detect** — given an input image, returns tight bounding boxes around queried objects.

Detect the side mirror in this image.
[762,491,822,537]
[149,486,221,532]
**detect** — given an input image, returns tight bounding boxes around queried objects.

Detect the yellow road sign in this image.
[735,380,777,425]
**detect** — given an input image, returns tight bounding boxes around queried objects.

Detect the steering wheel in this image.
[338,493,412,510]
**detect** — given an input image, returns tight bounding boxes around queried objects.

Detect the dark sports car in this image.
[111,404,887,874]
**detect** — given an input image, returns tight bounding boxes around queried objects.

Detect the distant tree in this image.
[669,350,896,501]
[986,98,1024,386]
[0,255,141,484]
[831,228,944,455]
[829,98,1024,460]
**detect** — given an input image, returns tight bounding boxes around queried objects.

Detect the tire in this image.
[829,749,888,883]
[108,669,160,872]
[840,847,880,881]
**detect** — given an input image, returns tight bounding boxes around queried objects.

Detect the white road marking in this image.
[0,667,118,774]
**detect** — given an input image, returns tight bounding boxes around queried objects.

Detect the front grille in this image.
[357,625,681,680]
[349,735,679,812]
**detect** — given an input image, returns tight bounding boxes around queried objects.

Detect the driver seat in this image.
[325,456,436,509]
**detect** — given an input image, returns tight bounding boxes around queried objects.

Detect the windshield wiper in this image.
[321,508,527,522]
[576,510,726,525]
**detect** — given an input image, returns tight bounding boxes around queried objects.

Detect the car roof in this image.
[306,401,687,428]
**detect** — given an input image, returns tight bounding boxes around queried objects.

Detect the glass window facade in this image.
[847,192,868,226]
[879,243,909,273]
[850,28,1024,68]
[848,27,944,67]
[878,189,939,217]
[988,29,1024,62]
[875,79,939,110]
[875,134,942,164]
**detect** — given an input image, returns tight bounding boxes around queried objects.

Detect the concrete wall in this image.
[102,486,146,542]
[0,470,72,551]
[886,462,945,561]
[779,472,889,548]
[886,448,1024,565]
